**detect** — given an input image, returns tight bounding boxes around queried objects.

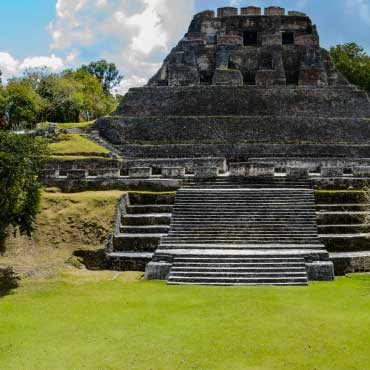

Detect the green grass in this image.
[49,134,108,156]
[1,271,370,370]
[56,120,96,129]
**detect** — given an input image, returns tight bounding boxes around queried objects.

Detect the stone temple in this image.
[92,6,370,285]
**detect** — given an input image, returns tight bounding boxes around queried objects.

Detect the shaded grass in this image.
[0,271,369,370]
[49,134,108,156]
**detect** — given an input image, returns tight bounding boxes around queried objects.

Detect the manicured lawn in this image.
[0,271,370,370]
[49,134,108,156]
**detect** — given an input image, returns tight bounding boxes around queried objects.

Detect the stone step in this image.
[174,262,306,268]
[171,266,306,272]
[113,233,165,252]
[318,224,370,234]
[168,281,308,286]
[316,204,370,212]
[126,204,173,214]
[167,276,308,285]
[317,212,368,225]
[121,214,172,226]
[160,243,324,249]
[120,225,170,233]
[170,271,307,278]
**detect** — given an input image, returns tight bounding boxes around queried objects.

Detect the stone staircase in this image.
[107,193,174,270]
[153,178,330,286]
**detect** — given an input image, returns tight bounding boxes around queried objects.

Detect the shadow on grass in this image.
[0,267,20,298]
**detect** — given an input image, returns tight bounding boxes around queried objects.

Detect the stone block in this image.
[299,66,328,86]
[321,167,343,177]
[168,65,200,86]
[261,33,282,46]
[248,163,275,176]
[66,170,87,179]
[286,167,309,180]
[306,261,335,281]
[129,167,152,178]
[216,35,243,46]
[161,167,186,178]
[255,70,278,86]
[264,7,285,16]
[352,166,370,177]
[144,261,172,280]
[93,169,121,178]
[288,11,306,17]
[295,34,319,47]
[241,7,261,16]
[229,162,249,176]
[194,166,219,178]
[212,68,243,86]
[217,7,238,18]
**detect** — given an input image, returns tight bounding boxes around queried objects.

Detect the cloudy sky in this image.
[0,0,369,93]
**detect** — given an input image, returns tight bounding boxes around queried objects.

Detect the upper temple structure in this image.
[96,5,370,161]
[87,6,370,286]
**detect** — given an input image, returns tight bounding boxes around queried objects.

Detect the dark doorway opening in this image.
[282,32,294,45]
[243,31,258,46]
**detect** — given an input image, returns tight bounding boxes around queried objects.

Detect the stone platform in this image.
[146,178,334,285]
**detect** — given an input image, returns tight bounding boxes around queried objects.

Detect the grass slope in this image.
[3,191,123,277]
[0,271,370,370]
[49,134,108,156]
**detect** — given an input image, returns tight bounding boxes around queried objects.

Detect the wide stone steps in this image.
[168,255,308,286]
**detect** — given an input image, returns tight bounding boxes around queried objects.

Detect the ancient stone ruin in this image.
[47,6,370,285]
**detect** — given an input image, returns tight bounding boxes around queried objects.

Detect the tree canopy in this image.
[330,42,370,93]
[79,60,123,93]
[0,60,122,129]
[0,131,49,253]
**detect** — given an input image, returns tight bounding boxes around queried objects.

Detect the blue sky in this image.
[0,0,369,93]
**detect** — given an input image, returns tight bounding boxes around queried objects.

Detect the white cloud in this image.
[113,75,148,95]
[0,52,65,82]
[49,0,196,92]
[20,54,64,71]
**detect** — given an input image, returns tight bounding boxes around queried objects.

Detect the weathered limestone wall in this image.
[114,86,370,117]
[118,143,370,161]
[96,116,370,145]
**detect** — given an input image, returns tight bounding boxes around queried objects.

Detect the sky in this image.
[0,0,369,94]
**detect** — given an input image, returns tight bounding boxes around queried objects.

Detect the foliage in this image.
[0,61,121,128]
[0,132,49,252]
[0,273,370,369]
[79,59,123,93]
[0,80,43,130]
[330,42,370,93]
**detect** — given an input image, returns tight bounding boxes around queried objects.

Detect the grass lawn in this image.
[49,134,108,156]
[0,271,370,370]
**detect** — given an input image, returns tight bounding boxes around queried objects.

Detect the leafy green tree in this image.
[79,60,123,93]
[330,42,370,93]
[0,80,43,129]
[0,132,49,253]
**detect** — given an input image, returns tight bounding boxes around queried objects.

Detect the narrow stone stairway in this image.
[107,193,174,270]
[156,178,329,286]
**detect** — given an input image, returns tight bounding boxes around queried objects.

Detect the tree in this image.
[0,80,43,129]
[79,60,123,93]
[0,132,49,253]
[330,42,370,93]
